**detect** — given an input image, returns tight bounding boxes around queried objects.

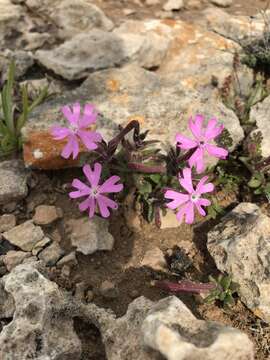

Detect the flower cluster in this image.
[51,103,228,224]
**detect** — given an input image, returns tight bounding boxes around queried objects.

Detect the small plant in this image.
[51,107,230,223]
[205,274,239,308]
[0,61,49,156]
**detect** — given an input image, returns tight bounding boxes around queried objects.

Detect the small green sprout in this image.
[205,274,239,308]
[0,61,49,156]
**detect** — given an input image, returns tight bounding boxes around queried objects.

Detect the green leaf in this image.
[138,181,152,195]
[220,275,232,291]
[149,174,161,184]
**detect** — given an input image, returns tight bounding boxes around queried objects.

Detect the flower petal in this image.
[165,190,189,210]
[99,175,123,194]
[51,126,71,140]
[205,144,228,159]
[179,168,194,194]
[97,194,118,218]
[189,114,204,140]
[77,130,102,150]
[78,196,96,218]
[196,176,214,195]
[195,198,211,216]
[69,179,91,198]
[188,147,205,173]
[204,118,224,141]
[184,201,195,224]
[175,133,197,150]
[83,163,102,187]
[61,135,77,159]
[79,104,97,128]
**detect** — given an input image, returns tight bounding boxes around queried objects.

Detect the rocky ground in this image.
[1,0,270,359]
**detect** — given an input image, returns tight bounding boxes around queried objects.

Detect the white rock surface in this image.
[208,203,270,323]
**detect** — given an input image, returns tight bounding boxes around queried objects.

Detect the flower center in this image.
[69,123,78,132]
[90,186,100,197]
[190,193,200,203]
[198,140,205,147]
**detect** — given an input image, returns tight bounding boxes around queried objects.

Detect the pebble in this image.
[210,0,232,7]
[141,247,167,272]
[86,290,94,303]
[38,242,65,266]
[99,280,119,299]
[3,250,31,271]
[33,205,63,225]
[163,0,184,11]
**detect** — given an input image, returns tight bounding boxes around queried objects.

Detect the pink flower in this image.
[69,163,123,218]
[176,115,228,173]
[51,103,102,159]
[164,168,214,224]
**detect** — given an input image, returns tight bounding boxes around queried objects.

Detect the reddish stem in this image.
[154,280,216,294]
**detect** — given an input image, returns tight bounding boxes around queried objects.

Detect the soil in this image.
[13,167,269,360]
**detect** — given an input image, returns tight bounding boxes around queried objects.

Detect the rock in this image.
[163,0,184,11]
[141,247,167,271]
[160,210,180,229]
[32,236,51,256]
[35,30,125,80]
[66,217,114,255]
[56,251,77,267]
[146,0,160,5]
[33,205,63,225]
[250,95,270,158]
[61,264,71,277]
[0,263,81,359]
[0,0,24,47]
[142,296,254,360]
[0,214,16,233]
[0,50,34,81]
[74,281,86,300]
[113,19,172,69]
[3,250,31,271]
[207,203,270,323]
[210,0,232,6]
[0,280,14,318]
[86,289,94,302]
[38,242,65,266]
[99,280,119,299]
[203,8,265,42]
[51,0,114,39]
[22,64,244,169]
[3,220,44,252]
[0,160,28,204]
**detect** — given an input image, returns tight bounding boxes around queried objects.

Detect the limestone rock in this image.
[66,216,114,255]
[35,30,125,80]
[0,214,16,233]
[22,64,244,169]
[0,160,28,204]
[210,0,232,7]
[250,95,270,158]
[33,205,63,225]
[203,8,266,42]
[32,236,51,256]
[0,263,81,359]
[56,251,77,267]
[0,279,14,318]
[3,250,31,271]
[207,203,270,323]
[0,0,25,47]
[38,242,65,266]
[163,0,184,11]
[51,0,114,39]
[0,50,34,81]
[142,296,254,360]
[3,220,44,252]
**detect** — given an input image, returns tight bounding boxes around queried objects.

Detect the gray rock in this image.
[3,250,31,271]
[0,214,16,233]
[38,242,65,266]
[51,0,114,39]
[0,263,81,359]
[0,279,14,318]
[0,0,24,47]
[33,205,63,225]
[250,95,270,158]
[3,220,44,252]
[0,50,34,81]
[207,203,270,323]
[113,20,171,69]
[203,8,265,42]
[163,0,184,11]
[142,296,254,360]
[35,30,125,80]
[210,0,232,7]
[66,216,114,255]
[0,160,28,204]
